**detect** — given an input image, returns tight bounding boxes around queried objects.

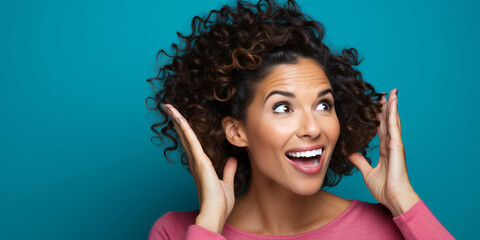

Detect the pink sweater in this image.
[148,200,454,239]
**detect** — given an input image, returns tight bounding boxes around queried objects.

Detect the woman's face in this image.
[243,57,340,195]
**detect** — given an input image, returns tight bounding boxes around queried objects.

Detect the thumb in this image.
[347,152,372,177]
[222,157,238,186]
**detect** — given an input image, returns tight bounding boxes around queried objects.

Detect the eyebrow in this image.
[264,88,333,103]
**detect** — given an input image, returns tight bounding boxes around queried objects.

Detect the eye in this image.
[273,102,292,113]
[315,100,332,111]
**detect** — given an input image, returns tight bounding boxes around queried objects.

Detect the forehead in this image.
[255,58,331,96]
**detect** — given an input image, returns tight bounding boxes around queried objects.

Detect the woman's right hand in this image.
[162,104,238,234]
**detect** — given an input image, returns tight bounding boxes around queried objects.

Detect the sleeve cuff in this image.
[393,200,454,239]
[185,225,226,240]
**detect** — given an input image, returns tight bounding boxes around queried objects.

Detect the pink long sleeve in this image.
[185,225,226,240]
[393,200,454,239]
[148,200,454,239]
[147,211,225,240]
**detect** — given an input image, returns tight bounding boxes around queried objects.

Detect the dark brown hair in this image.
[147,0,384,193]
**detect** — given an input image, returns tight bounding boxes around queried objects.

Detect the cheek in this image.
[330,118,340,139]
[325,115,340,148]
[262,119,293,139]
[246,117,293,161]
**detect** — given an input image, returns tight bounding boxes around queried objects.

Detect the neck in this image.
[227,169,348,236]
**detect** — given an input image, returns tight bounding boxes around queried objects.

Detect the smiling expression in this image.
[241,57,340,195]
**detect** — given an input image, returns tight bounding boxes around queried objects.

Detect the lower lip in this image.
[285,153,323,175]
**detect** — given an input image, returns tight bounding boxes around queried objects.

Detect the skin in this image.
[224,58,345,235]
[162,57,420,235]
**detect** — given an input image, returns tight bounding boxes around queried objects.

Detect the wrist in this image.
[386,189,421,217]
[195,212,225,234]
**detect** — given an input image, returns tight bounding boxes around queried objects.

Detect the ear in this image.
[222,116,248,147]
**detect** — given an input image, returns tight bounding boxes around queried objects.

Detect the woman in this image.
[147,0,454,239]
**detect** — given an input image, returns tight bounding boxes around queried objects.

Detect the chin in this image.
[289,177,325,196]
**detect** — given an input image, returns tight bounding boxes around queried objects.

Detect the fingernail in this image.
[395,89,399,97]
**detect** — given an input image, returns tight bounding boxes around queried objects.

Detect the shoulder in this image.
[147,210,199,240]
[336,200,403,239]
[349,200,394,220]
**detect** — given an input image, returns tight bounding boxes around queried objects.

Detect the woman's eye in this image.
[273,103,292,113]
[315,101,331,111]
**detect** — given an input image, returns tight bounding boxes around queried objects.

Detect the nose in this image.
[297,110,321,139]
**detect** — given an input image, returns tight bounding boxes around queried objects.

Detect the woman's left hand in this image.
[347,89,421,217]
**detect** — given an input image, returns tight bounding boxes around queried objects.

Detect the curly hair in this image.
[147,0,384,193]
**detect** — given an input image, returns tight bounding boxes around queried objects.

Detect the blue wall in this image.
[1,0,478,239]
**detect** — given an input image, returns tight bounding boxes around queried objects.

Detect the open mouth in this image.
[285,148,323,168]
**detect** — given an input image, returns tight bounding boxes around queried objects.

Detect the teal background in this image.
[1,0,478,239]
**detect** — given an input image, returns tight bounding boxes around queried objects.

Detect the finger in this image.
[165,112,197,174]
[376,94,387,136]
[387,90,402,142]
[348,152,373,177]
[377,94,388,158]
[164,104,209,164]
[396,90,401,130]
[388,91,406,164]
[162,105,193,160]
[386,89,396,131]
[384,89,398,148]
[163,104,215,200]
[222,157,238,186]
[397,109,401,130]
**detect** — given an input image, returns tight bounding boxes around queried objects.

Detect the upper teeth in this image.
[286,148,323,158]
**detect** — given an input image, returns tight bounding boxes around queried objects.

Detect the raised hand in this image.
[162,104,238,233]
[347,89,420,217]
